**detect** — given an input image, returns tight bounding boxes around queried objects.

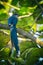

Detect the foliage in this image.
[25,48,43,65]
[0,13,8,21]
[0,0,43,32]
[38,25,43,32]
[0,32,10,50]
[0,0,43,65]
[0,32,43,65]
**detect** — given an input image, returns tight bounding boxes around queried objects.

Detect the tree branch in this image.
[0,1,20,10]
[18,13,32,19]
[0,23,43,46]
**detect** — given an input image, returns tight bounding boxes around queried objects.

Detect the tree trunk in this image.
[0,23,43,46]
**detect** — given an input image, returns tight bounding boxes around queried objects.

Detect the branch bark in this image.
[0,23,43,46]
